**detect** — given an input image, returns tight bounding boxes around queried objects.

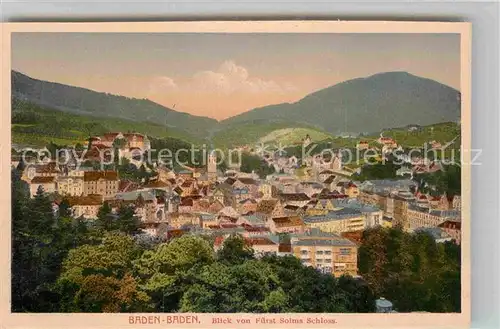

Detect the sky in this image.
[12,33,460,121]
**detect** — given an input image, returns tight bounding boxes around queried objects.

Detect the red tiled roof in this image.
[246,237,277,246]
[221,223,238,228]
[91,143,112,151]
[244,226,270,232]
[181,181,194,188]
[341,231,363,244]
[67,194,103,206]
[279,193,310,201]
[323,175,336,184]
[84,171,118,181]
[239,198,257,204]
[272,216,304,228]
[119,180,139,192]
[35,162,60,174]
[180,198,194,207]
[144,180,170,188]
[238,178,258,185]
[438,220,461,230]
[31,176,56,184]
[123,133,145,141]
[317,193,349,200]
[256,199,279,214]
[278,243,292,253]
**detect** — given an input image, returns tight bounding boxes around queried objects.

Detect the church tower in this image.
[207,150,217,181]
[332,150,343,171]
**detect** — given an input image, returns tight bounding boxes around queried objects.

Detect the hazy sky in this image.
[12,33,460,120]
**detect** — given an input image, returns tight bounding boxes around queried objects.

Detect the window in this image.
[316,250,324,255]
[333,263,346,272]
[339,248,351,255]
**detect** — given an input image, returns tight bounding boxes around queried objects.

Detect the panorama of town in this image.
[12,127,462,313]
[10,32,463,315]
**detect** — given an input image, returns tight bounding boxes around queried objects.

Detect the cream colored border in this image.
[0,21,471,329]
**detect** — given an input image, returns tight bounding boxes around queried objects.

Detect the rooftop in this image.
[304,208,363,223]
[31,176,56,184]
[67,194,103,206]
[115,190,156,202]
[292,237,356,247]
[84,171,118,181]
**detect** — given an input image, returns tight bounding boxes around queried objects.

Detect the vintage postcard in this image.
[1,21,471,328]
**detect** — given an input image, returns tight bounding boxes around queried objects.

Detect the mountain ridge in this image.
[12,70,460,144]
[11,70,218,140]
[221,71,461,134]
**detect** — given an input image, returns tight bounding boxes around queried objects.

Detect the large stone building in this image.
[83,171,119,199]
[291,229,358,277]
[29,176,56,197]
[303,208,365,234]
[57,174,84,196]
[407,204,460,232]
[67,194,104,219]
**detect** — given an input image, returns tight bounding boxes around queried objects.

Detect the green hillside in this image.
[211,121,330,149]
[258,127,333,145]
[12,98,204,148]
[222,72,461,134]
[377,122,460,148]
[12,70,218,140]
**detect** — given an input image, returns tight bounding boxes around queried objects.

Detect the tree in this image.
[240,153,262,173]
[12,168,93,312]
[336,275,376,313]
[56,232,149,312]
[179,260,286,313]
[261,254,346,312]
[353,160,400,181]
[83,122,98,139]
[58,199,72,218]
[74,143,85,152]
[414,164,461,197]
[216,234,254,265]
[116,205,142,235]
[134,235,215,312]
[95,202,116,232]
[358,226,461,312]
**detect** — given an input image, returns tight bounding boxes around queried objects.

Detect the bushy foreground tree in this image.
[358,226,461,312]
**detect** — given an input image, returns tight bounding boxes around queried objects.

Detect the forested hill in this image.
[221,72,461,135]
[12,70,218,140]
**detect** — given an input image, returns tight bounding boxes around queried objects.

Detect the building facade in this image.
[291,231,358,277]
[83,171,119,199]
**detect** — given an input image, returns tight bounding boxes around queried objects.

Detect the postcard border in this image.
[0,20,471,329]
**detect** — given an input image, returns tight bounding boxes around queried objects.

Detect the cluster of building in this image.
[358,179,461,243]
[356,136,452,176]
[14,132,462,278]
